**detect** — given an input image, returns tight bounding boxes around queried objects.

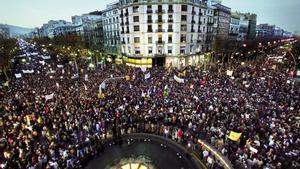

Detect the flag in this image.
[163,85,170,97]
[84,84,87,91]
[3,81,9,87]
[145,72,151,79]
[174,75,185,83]
[15,73,22,78]
[228,131,242,141]
[141,67,147,72]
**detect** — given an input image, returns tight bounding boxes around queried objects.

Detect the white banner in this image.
[145,72,151,79]
[71,74,79,79]
[41,55,51,60]
[45,93,54,101]
[39,60,45,65]
[85,74,89,81]
[174,75,185,83]
[15,73,22,78]
[22,70,34,74]
[226,70,233,76]
[57,65,64,68]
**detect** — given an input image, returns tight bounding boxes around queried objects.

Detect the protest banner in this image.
[228,131,242,141]
[174,75,185,83]
[145,72,151,79]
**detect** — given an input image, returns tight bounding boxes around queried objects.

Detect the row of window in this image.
[121,24,210,33]
[125,45,197,55]
[122,34,203,44]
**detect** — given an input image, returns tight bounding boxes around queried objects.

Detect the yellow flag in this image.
[37,116,42,124]
[228,131,242,141]
[125,75,130,81]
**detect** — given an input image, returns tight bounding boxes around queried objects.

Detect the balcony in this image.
[191,20,196,24]
[168,19,173,23]
[126,30,130,34]
[125,21,129,25]
[147,29,153,33]
[121,30,125,34]
[167,29,173,32]
[156,40,165,44]
[168,9,174,13]
[197,40,202,43]
[192,11,196,15]
[147,9,153,13]
[155,19,165,23]
[191,29,195,32]
[156,29,165,33]
[155,10,165,14]
[121,41,126,44]
[124,12,129,16]
[120,22,124,26]
[120,13,124,17]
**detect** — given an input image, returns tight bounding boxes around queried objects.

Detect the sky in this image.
[0,0,299,33]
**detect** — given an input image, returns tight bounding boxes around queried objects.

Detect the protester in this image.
[0,40,299,169]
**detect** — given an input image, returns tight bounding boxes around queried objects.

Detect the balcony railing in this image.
[191,20,196,24]
[155,19,165,23]
[192,11,196,15]
[156,29,165,33]
[191,29,195,32]
[126,30,130,34]
[124,12,129,16]
[147,20,153,23]
[147,29,153,33]
[155,10,165,14]
[121,30,125,34]
[125,21,129,25]
[156,40,165,44]
[120,22,124,26]
[121,41,126,44]
[167,29,173,32]
[168,9,174,13]
[168,19,173,23]
[147,9,153,13]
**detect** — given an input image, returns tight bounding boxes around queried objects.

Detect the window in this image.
[168,5,173,11]
[181,24,187,31]
[128,46,131,54]
[133,16,139,22]
[181,15,187,22]
[134,37,140,43]
[134,25,140,31]
[148,47,153,54]
[158,5,162,11]
[168,46,172,54]
[168,35,172,43]
[148,25,152,32]
[180,46,186,54]
[127,37,130,43]
[168,24,172,31]
[148,15,152,21]
[181,5,187,11]
[135,47,140,54]
[148,37,152,43]
[180,34,186,43]
[133,6,139,13]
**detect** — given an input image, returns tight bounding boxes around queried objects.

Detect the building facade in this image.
[39,20,74,38]
[229,12,240,41]
[102,2,121,55]
[118,0,212,68]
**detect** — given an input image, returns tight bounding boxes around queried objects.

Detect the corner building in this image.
[119,0,211,68]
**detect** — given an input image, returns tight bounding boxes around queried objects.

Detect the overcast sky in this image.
[0,0,299,33]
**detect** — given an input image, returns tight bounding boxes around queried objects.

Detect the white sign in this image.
[141,67,147,72]
[45,93,54,101]
[249,146,258,153]
[57,65,64,68]
[226,70,233,76]
[15,73,22,78]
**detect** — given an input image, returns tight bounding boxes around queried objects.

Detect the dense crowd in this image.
[0,40,299,169]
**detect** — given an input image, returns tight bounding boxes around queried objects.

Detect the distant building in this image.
[83,19,104,51]
[0,25,10,38]
[39,20,74,38]
[71,14,102,35]
[213,3,231,39]
[229,12,240,41]
[102,2,120,55]
[256,24,275,38]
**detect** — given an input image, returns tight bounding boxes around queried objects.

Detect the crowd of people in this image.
[0,39,299,169]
